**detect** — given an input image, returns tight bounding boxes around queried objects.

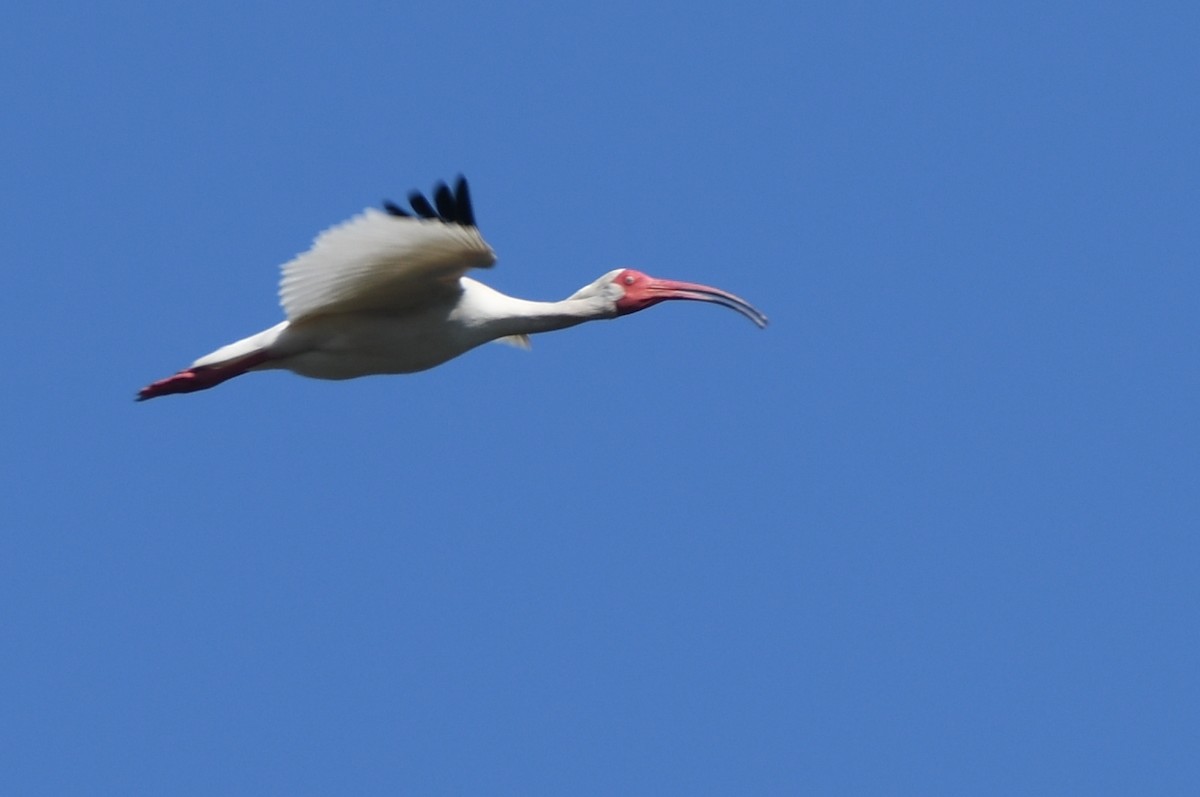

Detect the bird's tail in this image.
[136,350,269,401]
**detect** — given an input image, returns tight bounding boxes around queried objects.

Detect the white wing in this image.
[278,209,496,321]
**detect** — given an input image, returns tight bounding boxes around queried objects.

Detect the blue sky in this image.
[3,2,1197,794]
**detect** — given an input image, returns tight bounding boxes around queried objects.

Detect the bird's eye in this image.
[624,275,635,285]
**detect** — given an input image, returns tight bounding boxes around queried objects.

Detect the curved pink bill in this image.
[647,279,769,328]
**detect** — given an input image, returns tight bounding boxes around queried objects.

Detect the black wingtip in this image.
[407,191,438,219]
[382,176,477,227]
[382,199,410,217]
[453,175,476,227]
[433,182,457,221]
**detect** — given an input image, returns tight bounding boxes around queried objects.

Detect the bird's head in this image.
[593,268,768,328]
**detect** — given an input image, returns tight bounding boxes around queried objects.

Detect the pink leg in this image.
[136,351,270,401]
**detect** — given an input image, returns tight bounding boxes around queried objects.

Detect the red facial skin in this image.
[612,269,769,328]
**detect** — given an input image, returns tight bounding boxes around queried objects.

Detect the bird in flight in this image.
[137,176,767,401]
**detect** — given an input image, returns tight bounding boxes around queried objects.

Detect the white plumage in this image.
[279,210,495,321]
[138,176,766,401]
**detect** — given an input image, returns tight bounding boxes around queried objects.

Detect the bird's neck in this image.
[458,279,616,339]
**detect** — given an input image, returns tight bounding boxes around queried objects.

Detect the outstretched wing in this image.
[279,176,496,321]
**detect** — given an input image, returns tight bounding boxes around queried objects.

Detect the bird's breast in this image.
[268,309,490,380]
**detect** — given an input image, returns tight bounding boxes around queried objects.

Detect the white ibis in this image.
[137,177,767,401]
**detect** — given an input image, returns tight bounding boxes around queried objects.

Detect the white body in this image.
[196,276,618,380]
[140,177,764,400]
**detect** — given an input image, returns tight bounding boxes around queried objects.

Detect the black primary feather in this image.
[453,176,476,227]
[407,192,438,219]
[382,177,477,226]
[382,199,410,217]
[433,182,457,221]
